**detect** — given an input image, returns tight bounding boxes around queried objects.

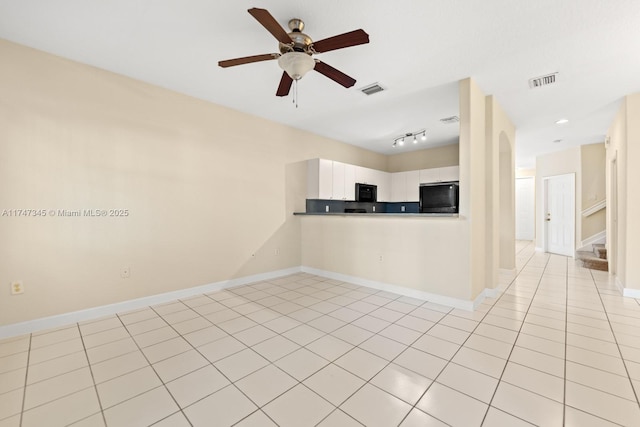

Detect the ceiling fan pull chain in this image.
[294,79,299,108]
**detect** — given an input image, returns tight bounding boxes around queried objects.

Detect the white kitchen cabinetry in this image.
[308,159,356,200]
[438,166,460,182]
[344,163,356,200]
[309,158,458,201]
[354,166,375,184]
[390,171,420,202]
[332,161,346,200]
[307,158,333,199]
[355,166,390,201]
[372,170,391,202]
[419,165,460,184]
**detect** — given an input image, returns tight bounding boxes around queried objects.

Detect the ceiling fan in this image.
[218,8,369,97]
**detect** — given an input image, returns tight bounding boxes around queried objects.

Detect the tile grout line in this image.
[18,333,32,427]
[114,310,196,427]
[589,268,640,409]
[76,322,109,427]
[393,245,543,426]
[312,302,458,426]
[144,302,284,427]
[478,250,553,425]
[20,254,638,426]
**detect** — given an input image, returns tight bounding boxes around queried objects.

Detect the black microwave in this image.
[355,183,377,202]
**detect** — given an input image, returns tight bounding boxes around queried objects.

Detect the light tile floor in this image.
[2,241,640,426]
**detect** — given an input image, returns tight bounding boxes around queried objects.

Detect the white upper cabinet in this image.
[355,166,390,201]
[309,159,458,201]
[307,158,333,199]
[354,166,375,184]
[419,165,460,184]
[391,171,419,202]
[390,172,406,202]
[344,163,356,200]
[438,166,460,182]
[406,170,420,201]
[308,159,356,200]
[419,168,439,184]
[332,161,346,200]
[372,169,391,202]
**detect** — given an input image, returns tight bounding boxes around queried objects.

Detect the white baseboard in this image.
[301,266,480,311]
[0,267,302,340]
[577,230,607,252]
[623,288,640,298]
[1,265,508,339]
[613,275,640,299]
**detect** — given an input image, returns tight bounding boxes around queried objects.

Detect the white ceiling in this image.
[1,0,639,168]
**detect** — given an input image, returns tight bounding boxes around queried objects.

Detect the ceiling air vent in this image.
[528,72,558,89]
[360,83,385,95]
[440,116,460,124]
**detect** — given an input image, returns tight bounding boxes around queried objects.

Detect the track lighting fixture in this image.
[392,129,427,148]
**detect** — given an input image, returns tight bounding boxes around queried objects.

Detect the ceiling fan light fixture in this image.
[278,52,315,80]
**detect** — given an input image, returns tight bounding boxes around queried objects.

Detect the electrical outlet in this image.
[11,281,24,295]
[379,255,384,262]
[275,248,281,256]
[120,267,130,279]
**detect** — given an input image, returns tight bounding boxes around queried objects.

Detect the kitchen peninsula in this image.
[296,158,460,216]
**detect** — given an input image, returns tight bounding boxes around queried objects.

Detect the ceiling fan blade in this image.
[312,29,369,53]
[248,8,292,45]
[314,61,356,88]
[276,72,293,97]
[218,53,279,68]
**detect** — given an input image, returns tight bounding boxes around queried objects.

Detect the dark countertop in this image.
[293,212,459,218]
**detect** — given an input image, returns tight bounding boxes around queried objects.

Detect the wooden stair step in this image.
[593,244,607,260]
[577,250,608,272]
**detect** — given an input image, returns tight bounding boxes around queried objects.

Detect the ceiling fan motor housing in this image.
[279,18,313,54]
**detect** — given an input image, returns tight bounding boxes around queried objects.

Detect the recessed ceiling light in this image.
[555,118,569,125]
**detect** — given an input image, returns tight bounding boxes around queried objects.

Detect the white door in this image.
[515,177,535,240]
[545,173,575,256]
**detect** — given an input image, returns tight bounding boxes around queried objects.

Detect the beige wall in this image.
[581,143,606,240]
[626,95,640,290]
[386,144,459,172]
[0,39,390,325]
[535,147,581,250]
[301,78,515,302]
[301,216,470,299]
[485,96,516,282]
[0,39,517,325]
[607,94,640,291]
[459,79,487,298]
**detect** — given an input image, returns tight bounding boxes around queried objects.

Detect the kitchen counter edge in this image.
[293,212,459,218]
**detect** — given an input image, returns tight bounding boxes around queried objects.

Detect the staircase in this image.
[577,244,608,271]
